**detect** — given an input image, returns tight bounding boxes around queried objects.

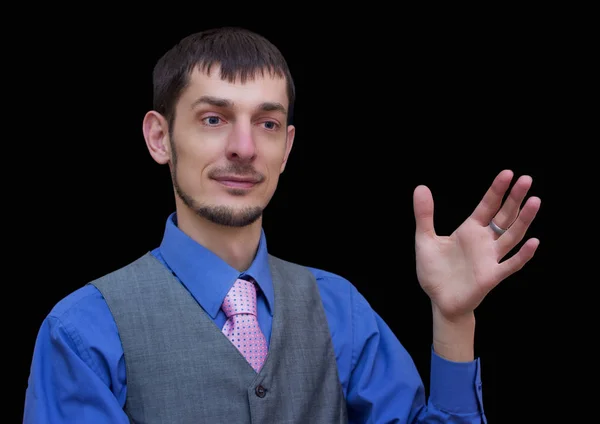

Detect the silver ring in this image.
[489,220,507,235]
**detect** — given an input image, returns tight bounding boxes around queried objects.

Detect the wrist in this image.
[431,304,476,362]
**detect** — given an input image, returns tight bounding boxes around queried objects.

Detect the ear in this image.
[142,111,171,165]
[279,125,296,173]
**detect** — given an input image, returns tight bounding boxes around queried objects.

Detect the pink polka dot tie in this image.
[222,278,268,373]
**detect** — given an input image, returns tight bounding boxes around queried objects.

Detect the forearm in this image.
[431,304,476,362]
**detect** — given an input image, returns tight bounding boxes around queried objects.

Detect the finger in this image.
[471,170,514,226]
[413,185,436,237]
[490,175,533,234]
[495,237,540,281]
[496,196,541,259]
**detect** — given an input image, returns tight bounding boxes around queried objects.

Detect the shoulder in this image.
[305,265,375,312]
[31,278,127,402]
[48,283,112,323]
[269,255,359,298]
[42,256,150,350]
[49,254,153,322]
[268,254,354,288]
[307,266,357,295]
[271,254,373,304]
[272,255,373,317]
[39,270,128,369]
[40,283,121,365]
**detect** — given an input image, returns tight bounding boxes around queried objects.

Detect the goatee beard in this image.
[172,172,263,228]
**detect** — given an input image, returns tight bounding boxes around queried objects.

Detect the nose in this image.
[226,122,257,162]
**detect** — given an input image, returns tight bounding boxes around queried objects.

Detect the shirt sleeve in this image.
[345,286,487,423]
[23,294,130,424]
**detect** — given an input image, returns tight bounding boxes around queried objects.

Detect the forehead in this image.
[179,65,289,110]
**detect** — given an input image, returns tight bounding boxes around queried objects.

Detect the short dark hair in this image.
[152,27,295,127]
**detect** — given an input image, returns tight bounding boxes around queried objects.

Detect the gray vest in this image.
[90,252,348,423]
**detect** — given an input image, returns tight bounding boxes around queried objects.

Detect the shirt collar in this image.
[158,212,274,318]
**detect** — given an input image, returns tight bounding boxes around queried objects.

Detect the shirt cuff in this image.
[429,346,484,414]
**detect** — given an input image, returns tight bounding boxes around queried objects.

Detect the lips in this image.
[213,175,261,189]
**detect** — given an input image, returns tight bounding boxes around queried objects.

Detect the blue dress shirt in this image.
[24,213,486,423]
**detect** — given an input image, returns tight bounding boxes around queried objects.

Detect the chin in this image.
[175,180,267,227]
[195,203,264,227]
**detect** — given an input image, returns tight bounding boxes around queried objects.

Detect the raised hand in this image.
[413,170,541,321]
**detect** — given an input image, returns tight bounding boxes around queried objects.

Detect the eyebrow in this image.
[191,95,287,115]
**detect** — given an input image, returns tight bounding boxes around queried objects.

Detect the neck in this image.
[175,205,262,272]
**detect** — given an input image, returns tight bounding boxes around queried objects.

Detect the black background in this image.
[11,9,579,423]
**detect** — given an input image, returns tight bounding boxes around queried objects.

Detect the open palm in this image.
[413,170,541,320]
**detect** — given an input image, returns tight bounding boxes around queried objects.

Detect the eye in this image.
[202,116,223,126]
[261,121,279,130]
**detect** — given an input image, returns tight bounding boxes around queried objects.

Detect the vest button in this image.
[255,385,267,398]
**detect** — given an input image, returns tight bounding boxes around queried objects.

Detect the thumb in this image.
[413,185,436,237]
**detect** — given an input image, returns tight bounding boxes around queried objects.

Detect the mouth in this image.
[212,176,261,189]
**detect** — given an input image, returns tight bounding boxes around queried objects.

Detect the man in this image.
[23,27,541,423]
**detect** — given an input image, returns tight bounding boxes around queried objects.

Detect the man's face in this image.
[165,66,295,227]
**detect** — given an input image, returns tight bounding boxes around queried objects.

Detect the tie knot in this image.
[222,278,258,318]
